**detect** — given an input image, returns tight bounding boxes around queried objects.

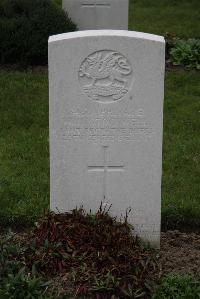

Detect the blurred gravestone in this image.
[62,0,129,30]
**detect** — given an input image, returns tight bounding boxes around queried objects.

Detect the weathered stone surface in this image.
[49,30,165,247]
[62,0,129,30]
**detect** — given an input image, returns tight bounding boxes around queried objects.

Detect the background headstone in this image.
[49,30,165,247]
[62,0,129,30]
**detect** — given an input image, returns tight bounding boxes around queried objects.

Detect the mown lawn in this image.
[0,70,199,228]
[0,71,49,220]
[162,70,200,229]
[129,0,200,38]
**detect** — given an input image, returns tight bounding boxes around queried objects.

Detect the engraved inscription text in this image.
[61,107,153,143]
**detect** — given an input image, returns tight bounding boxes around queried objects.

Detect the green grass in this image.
[129,0,200,38]
[0,70,199,228]
[152,274,200,299]
[162,70,200,228]
[0,71,49,220]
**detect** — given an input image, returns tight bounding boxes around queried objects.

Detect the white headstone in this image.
[49,30,165,247]
[62,0,129,30]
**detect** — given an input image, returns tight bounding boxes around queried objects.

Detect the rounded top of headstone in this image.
[48,30,165,44]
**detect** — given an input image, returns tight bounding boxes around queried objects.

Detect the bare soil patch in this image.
[160,230,200,277]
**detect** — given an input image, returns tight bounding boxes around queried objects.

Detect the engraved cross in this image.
[88,146,124,202]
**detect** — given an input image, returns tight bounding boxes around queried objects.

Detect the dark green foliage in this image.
[0,232,51,299]
[0,232,24,281]
[0,0,77,66]
[170,39,200,70]
[0,268,51,299]
[152,274,200,299]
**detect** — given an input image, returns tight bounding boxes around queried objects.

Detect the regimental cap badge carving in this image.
[79,50,133,103]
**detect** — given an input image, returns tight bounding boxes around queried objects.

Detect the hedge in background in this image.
[0,0,77,66]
